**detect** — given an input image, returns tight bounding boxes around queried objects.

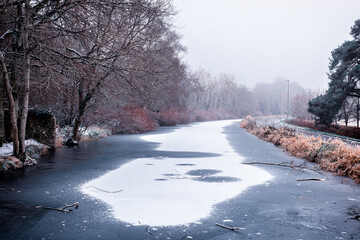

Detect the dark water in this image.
[0,125,236,239]
[0,132,163,239]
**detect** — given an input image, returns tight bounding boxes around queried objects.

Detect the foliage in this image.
[308,91,346,125]
[240,115,257,130]
[308,19,360,125]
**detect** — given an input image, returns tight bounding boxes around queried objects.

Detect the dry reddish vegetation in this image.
[154,108,190,127]
[92,105,238,134]
[93,106,155,134]
[287,119,360,140]
[241,116,360,183]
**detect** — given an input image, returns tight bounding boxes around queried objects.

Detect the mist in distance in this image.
[173,0,360,91]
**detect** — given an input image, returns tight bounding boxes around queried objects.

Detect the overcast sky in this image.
[172,0,360,90]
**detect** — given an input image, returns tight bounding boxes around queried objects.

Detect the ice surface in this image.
[81,120,273,226]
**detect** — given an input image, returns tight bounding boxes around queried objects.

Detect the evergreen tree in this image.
[308,19,360,125]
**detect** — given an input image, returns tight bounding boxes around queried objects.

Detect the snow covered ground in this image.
[0,139,48,156]
[337,119,359,127]
[81,120,273,226]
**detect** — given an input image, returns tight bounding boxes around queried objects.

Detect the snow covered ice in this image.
[81,120,273,226]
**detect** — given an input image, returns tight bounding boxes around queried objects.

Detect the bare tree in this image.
[291,93,311,120]
[0,0,88,155]
[27,0,179,142]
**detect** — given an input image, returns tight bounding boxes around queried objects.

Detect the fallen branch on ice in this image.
[0,187,15,191]
[242,161,325,175]
[181,236,193,240]
[215,223,246,231]
[296,178,325,182]
[242,161,303,169]
[145,226,153,235]
[87,185,123,193]
[36,202,79,213]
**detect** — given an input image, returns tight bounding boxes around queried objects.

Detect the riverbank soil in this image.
[0,121,359,239]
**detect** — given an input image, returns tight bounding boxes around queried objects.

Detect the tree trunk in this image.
[71,83,84,142]
[70,80,99,144]
[357,97,359,128]
[0,54,19,156]
[0,68,4,147]
[71,83,93,143]
[19,0,31,155]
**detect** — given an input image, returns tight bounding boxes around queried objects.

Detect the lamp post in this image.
[274,90,281,122]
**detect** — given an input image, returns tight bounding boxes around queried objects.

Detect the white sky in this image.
[172,0,360,90]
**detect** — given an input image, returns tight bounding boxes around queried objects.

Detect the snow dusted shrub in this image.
[251,126,295,147]
[240,115,256,130]
[281,135,324,161]
[80,125,112,141]
[317,139,360,182]
[59,125,72,142]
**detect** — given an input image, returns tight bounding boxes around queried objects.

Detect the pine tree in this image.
[308,19,360,125]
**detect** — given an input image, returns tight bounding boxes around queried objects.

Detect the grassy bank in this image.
[286,118,360,140]
[241,116,360,183]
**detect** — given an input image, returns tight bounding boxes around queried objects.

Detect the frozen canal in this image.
[1,119,360,239]
[81,120,273,226]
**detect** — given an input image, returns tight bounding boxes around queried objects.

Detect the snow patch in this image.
[0,139,48,157]
[81,120,273,226]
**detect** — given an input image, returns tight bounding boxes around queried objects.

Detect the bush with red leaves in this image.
[155,108,190,126]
